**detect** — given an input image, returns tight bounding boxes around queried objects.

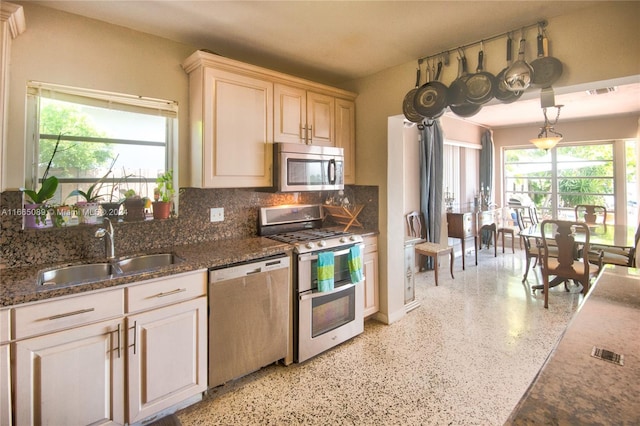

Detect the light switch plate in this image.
[210,207,224,222]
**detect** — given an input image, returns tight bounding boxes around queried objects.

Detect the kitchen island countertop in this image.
[506,264,640,424]
[0,237,291,307]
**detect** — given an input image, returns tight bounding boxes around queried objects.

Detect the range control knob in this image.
[305,242,315,250]
[349,235,358,241]
[339,237,347,243]
[318,240,326,247]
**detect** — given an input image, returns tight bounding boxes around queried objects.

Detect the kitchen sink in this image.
[114,253,182,273]
[37,253,182,288]
[38,263,117,286]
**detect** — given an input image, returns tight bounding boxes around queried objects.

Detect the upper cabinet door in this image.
[195,67,273,188]
[307,91,334,146]
[335,98,356,184]
[274,84,306,144]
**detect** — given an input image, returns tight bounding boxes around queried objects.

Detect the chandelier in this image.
[530,105,563,150]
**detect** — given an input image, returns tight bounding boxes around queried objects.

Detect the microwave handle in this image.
[328,159,336,184]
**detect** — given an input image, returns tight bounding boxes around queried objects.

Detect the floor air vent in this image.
[591,346,624,366]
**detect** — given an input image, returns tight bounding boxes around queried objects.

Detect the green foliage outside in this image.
[39,101,113,177]
[506,144,614,215]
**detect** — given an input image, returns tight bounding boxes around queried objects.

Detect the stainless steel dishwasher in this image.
[208,255,290,388]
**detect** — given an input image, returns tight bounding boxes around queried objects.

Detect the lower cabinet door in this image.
[127,297,207,423]
[13,318,125,426]
[1,343,10,426]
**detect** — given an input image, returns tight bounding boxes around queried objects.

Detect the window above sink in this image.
[25,82,178,216]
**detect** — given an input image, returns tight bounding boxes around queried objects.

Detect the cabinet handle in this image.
[300,124,306,143]
[47,308,95,320]
[307,124,313,144]
[129,321,137,355]
[115,323,121,359]
[154,288,187,298]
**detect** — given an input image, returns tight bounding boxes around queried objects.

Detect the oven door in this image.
[296,281,364,363]
[295,244,365,362]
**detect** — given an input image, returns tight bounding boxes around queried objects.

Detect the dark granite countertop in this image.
[0,237,291,307]
[506,264,640,424]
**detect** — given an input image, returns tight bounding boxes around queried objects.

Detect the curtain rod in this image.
[418,20,547,65]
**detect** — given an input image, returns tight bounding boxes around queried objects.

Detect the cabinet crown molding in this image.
[1,2,26,38]
[182,50,357,100]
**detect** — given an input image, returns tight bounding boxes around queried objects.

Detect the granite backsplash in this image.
[0,185,378,268]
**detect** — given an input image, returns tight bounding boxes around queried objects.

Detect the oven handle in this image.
[299,282,359,301]
[298,243,363,262]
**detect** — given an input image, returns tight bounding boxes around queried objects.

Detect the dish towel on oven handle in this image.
[317,251,335,292]
[348,245,364,283]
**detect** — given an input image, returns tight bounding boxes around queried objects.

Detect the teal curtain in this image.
[419,120,444,269]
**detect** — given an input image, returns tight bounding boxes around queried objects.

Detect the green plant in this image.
[154,169,175,202]
[67,155,118,203]
[20,134,62,205]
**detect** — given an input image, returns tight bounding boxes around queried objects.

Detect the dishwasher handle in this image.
[209,255,290,282]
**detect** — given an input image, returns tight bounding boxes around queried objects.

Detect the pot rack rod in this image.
[418,19,547,65]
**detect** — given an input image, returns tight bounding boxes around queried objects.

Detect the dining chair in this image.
[406,211,423,240]
[516,209,541,282]
[574,204,607,226]
[539,220,601,308]
[592,222,640,267]
[528,205,540,226]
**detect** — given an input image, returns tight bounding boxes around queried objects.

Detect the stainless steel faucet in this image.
[95,217,115,259]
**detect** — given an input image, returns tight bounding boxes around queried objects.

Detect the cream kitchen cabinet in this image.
[184,57,273,188]
[335,98,356,184]
[12,289,126,426]
[125,271,207,423]
[9,269,207,426]
[274,84,334,146]
[183,50,357,188]
[1,308,10,426]
[362,235,379,317]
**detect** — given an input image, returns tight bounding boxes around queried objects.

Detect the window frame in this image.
[25,81,178,207]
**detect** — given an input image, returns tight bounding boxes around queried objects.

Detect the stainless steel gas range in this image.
[259,204,364,363]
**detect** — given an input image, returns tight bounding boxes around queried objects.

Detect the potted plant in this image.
[122,189,150,222]
[152,169,174,220]
[68,156,117,224]
[49,203,74,227]
[20,134,62,228]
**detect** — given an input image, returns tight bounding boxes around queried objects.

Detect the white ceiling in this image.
[24,0,640,128]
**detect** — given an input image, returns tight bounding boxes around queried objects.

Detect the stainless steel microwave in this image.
[274,143,344,192]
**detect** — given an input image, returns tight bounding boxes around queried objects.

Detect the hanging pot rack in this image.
[418,19,548,65]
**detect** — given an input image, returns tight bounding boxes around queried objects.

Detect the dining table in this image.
[519,222,638,288]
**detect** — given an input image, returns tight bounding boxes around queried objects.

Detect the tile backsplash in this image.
[1,186,378,268]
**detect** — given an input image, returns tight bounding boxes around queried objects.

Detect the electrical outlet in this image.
[210,207,224,222]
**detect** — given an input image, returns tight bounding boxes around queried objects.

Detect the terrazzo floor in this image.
[176,246,583,425]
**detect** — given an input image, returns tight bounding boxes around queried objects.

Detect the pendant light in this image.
[530,105,563,150]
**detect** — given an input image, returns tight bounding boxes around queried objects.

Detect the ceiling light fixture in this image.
[530,105,563,150]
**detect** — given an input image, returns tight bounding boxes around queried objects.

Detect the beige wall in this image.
[344,2,639,323]
[4,3,195,190]
[2,2,639,323]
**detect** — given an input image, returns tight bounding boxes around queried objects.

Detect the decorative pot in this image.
[123,198,146,222]
[23,203,51,229]
[152,201,171,220]
[76,201,100,224]
[50,205,74,227]
[101,202,122,221]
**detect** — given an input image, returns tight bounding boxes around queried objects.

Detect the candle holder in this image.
[444,190,455,212]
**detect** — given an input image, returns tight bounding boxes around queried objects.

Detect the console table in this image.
[446,207,502,269]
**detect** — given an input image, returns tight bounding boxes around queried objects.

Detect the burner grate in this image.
[268,229,347,244]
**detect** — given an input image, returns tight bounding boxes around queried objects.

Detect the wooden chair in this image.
[407,211,454,286]
[539,220,601,308]
[574,204,607,227]
[516,209,540,282]
[406,211,424,240]
[497,208,517,253]
[528,205,540,226]
[594,222,640,267]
